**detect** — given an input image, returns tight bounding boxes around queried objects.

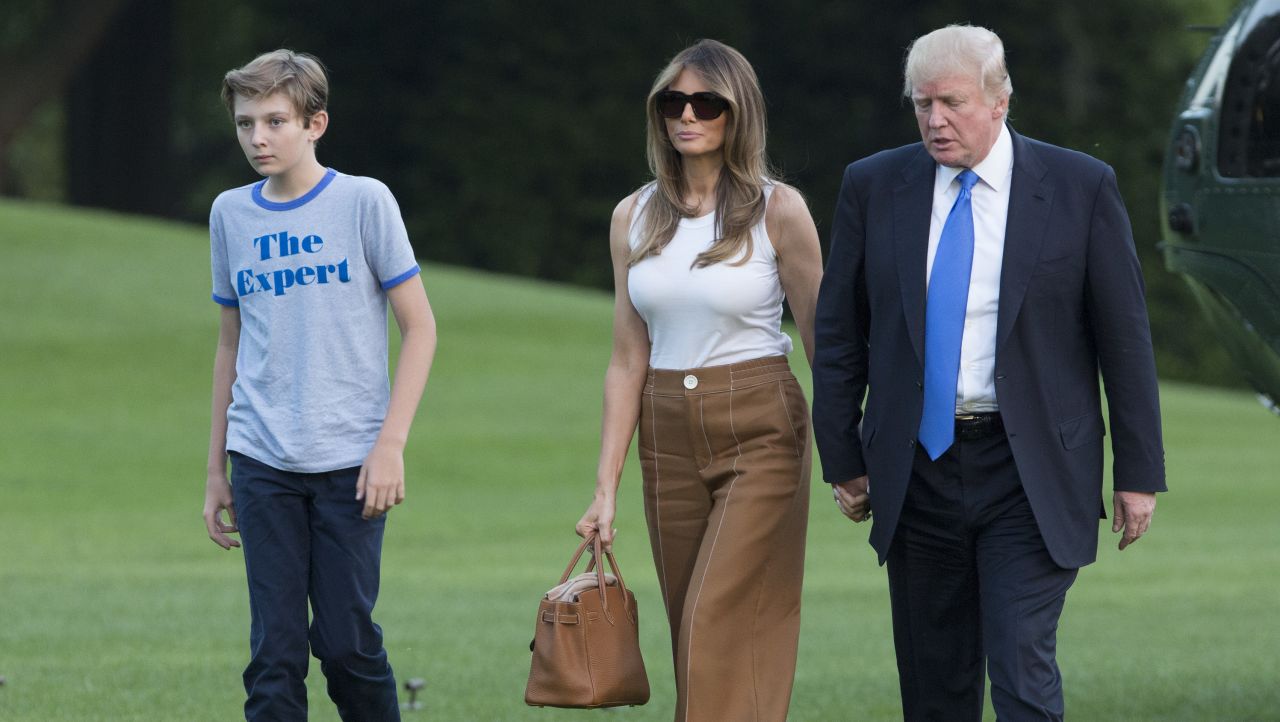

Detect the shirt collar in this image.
[936,123,1013,193]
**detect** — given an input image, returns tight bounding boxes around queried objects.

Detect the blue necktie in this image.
[919,169,979,460]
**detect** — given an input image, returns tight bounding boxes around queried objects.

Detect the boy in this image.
[201,49,435,722]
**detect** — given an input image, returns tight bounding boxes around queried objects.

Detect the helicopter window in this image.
[1219,14,1280,177]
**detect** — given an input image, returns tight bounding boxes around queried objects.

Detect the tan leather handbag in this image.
[524,534,650,708]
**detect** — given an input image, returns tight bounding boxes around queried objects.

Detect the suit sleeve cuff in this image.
[821,460,867,485]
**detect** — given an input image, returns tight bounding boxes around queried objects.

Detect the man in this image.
[812,24,1166,721]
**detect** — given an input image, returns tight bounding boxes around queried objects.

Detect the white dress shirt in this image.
[924,124,1013,414]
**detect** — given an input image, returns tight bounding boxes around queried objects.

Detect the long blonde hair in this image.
[629,40,775,268]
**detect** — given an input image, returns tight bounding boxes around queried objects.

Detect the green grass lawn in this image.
[1,197,1277,721]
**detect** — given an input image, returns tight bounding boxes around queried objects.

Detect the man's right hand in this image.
[833,475,871,523]
[203,475,240,550]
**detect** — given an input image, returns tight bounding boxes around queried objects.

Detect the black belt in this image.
[954,412,1004,441]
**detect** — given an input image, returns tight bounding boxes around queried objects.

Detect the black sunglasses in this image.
[655,90,730,121]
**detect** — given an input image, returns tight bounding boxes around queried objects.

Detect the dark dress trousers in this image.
[812,128,1166,719]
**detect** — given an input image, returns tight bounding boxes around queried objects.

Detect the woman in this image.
[575,39,824,722]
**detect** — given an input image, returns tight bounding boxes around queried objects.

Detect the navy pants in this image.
[886,434,1078,722]
[230,452,400,722]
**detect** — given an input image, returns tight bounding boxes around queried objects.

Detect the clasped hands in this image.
[832,475,871,523]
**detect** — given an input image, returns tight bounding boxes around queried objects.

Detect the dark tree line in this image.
[2,0,1239,384]
[0,0,134,194]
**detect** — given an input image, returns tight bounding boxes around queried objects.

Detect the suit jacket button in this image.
[908,439,916,447]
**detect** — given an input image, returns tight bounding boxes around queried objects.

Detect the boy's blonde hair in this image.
[221,49,329,126]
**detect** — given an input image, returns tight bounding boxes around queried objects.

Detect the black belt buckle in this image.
[954,412,1003,441]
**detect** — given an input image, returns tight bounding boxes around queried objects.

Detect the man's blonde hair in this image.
[221,49,329,126]
[903,25,1012,103]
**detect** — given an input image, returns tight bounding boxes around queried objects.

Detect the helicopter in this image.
[1161,0,1280,414]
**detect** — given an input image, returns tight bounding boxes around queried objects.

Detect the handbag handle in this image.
[558,534,633,625]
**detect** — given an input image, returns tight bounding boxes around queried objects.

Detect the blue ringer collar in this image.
[252,168,337,211]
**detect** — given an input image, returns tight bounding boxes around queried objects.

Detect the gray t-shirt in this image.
[210,168,420,472]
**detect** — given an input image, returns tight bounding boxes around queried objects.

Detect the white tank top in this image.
[627,183,794,370]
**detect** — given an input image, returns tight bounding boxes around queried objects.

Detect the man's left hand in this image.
[833,476,871,523]
[1112,491,1156,550]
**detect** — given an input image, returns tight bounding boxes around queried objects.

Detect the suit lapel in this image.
[894,146,937,367]
[996,130,1053,355]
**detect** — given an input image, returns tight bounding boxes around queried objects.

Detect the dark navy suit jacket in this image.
[812,128,1166,569]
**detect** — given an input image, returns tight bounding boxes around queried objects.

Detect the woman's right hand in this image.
[575,493,617,551]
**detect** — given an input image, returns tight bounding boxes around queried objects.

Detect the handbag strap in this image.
[561,534,634,625]
[584,549,632,594]
[601,547,637,626]
[557,536,594,584]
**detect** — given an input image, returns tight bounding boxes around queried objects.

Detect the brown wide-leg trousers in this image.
[638,355,811,722]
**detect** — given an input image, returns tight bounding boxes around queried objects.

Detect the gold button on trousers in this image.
[639,356,811,722]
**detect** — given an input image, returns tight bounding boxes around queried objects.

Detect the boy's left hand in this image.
[356,443,406,519]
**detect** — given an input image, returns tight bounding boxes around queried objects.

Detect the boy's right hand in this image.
[203,475,240,549]
[575,494,617,552]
